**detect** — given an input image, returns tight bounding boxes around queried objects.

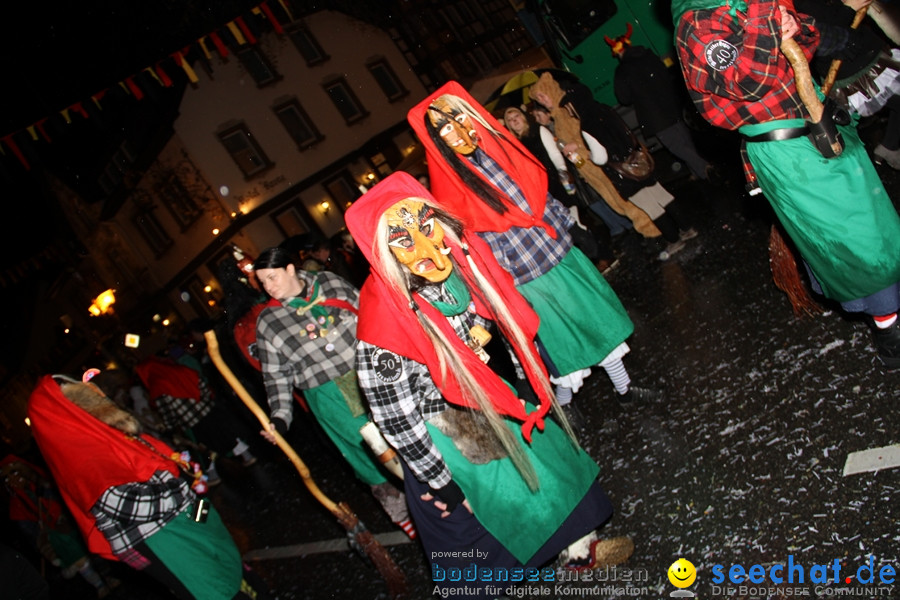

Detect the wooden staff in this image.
[203,330,408,599]
[765,36,834,318]
[821,6,870,96]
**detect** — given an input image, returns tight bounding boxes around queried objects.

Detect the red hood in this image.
[406,80,554,237]
[345,172,552,440]
[135,356,201,401]
[27,375,180,559]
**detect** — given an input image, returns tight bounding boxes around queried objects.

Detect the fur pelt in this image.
[429,406,507,464]
[529,72,661,238]
[59,382,142,435]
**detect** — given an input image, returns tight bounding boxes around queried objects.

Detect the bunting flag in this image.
[1,135,29,170]
[1,1,293,171]
[256,4,284,35]
[235,16,257,44]
[209,31,230,57]
[198,36,214,60]
[70,102,88,119]
[91,90,107,110]
[278,0,294,22]
[226,21,247,46]
[35,118,51,142]
[173,50,199,83]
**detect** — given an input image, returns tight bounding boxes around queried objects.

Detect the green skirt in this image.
[518,247,634,374]
[743,119,900,302]
[143,505,242,600]
[426,414,599,564]
[305,378,388,486]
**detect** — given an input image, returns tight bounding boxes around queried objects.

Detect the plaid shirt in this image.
[153,377,213,431]
[467,149,574,287]
[674,1,819,130]
[356,284,494,489]
[91,469,193,555]
[257,270,359,427]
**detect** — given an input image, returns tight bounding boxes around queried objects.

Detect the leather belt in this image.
[743,126,810,143]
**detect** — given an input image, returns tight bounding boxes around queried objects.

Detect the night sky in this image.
[1,0,268,136]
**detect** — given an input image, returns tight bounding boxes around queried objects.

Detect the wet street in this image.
[46,123,899,600]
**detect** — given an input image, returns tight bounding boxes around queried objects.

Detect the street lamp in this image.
[88,289,116,316]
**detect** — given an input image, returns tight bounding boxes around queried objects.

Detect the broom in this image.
[203,330,408,599]
[766,37,834,318]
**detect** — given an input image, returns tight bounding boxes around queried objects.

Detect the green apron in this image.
[426,414,599,564]
[304,376,388,486]
[742,119,900,302]
[519,247,634,374]
[143,505,242,600]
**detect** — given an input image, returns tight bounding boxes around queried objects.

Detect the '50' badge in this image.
[372,349,403,383]
[705,39,738,71]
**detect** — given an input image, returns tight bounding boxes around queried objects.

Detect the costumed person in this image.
[531,103,636,241]
[408,81,662,413]
[252,247,415,539]
[346,172,634,598]
[26,374,270,600]
[134,356,258,483]
[1,455,118,598]
[503,105,620,275]
[529,72,701,262]
[793,0,900,168]
[672,0,900,368]
[609,23,718,182]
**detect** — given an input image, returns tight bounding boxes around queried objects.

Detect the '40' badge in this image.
[705,39,738,71]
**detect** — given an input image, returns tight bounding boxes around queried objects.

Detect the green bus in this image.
[529,0,677,107]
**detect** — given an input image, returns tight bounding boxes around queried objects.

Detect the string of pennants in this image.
[0,0,296,171]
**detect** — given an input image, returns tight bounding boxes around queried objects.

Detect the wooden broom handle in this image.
[821,7,869,96]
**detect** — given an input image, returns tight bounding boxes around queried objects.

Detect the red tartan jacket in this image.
[674,0,819,131]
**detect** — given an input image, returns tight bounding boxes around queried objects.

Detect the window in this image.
[182,275,218,318]
[98,142,136,194]
[323,77,369,124]
[366,59,408,102]
[540,0,618,49]
[273,98,323,150]
[324,172,363,212]
[235,47,280,86]
[271,200,316,239]
[157,174,201,230]
[132,209,172,257]
[287,24,329,65]
[217,123,273,179]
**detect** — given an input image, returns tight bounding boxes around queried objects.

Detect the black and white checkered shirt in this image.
[153,377,213,431]
[356,284,493,489]
[91,469,193,555]
[256,270,360,427]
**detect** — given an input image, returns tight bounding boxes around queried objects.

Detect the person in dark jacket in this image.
[793,0,900,169]
[610,25,716,181]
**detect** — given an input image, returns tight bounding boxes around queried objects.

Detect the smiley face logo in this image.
[668,558,697,588]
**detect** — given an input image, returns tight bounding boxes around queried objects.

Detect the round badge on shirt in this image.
[705,39,738,71]
[372,349,403,383]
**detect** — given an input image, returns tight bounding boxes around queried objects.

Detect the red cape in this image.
[406,80,556,238]
[27,375,181,559]
[345,171,551,441]
[135,356,201,402]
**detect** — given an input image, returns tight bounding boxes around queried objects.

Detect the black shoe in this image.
[560,404,586,431]
[619,386,663,403]
[872,321,900,369]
